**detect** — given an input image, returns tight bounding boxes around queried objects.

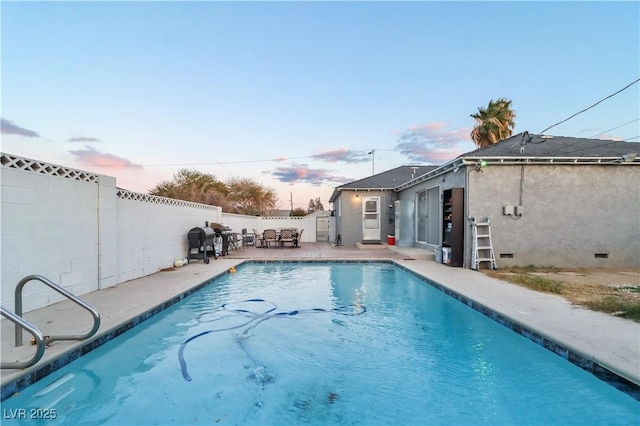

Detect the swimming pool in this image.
[2,262,638,425]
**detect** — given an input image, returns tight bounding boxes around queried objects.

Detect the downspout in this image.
[464,164,471,268]
[97,178,102,289]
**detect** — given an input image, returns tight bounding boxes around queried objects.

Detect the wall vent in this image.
[594,253,609,259]
[500,253,514,259]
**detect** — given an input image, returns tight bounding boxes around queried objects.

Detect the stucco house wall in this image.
[467,164,640,267]
[335,190,396,246]
[396,163,640,267]
[396,169,465,248]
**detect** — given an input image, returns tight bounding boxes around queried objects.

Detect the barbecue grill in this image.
[186,226,217,264]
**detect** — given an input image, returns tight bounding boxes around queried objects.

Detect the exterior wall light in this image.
[475,160,487,172]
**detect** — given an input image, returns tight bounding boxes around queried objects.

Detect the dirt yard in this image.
[482,267,640,320]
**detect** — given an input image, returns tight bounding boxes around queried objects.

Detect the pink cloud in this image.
[312,148,369,163]
[68,136,100,143]
[408,122,446,132]
[68,146,143,169]
[271,164,353,186]
[395,122,473,164]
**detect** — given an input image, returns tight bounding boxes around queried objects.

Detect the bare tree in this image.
[149,169,277,215]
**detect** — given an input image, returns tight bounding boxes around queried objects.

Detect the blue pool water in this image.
[2,262,638,425]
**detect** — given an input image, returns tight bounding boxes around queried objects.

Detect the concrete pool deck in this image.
[2,242,639,398]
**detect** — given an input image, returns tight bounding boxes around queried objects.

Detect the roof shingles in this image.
[461,132,639,158]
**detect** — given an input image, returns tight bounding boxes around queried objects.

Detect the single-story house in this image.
[329,165,437,246]
[331,133,640,268]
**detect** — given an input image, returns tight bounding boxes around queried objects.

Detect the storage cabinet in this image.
[442,188,464,267]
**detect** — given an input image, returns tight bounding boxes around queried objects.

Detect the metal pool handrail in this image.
[14,275,101,347]
[1,307,46,369]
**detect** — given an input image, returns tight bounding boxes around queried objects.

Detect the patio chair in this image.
[263,229,277,248]
[279,228,295,248]
[253,229,265,247]
[295,229,304,247]
[242,228,255,247]
[228,233,241,251]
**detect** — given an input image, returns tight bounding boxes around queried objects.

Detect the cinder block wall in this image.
[115,190,221,285]
[1,162,100,312]
[1,154,221,313]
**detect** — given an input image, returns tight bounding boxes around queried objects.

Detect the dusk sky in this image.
[2,1,638,210]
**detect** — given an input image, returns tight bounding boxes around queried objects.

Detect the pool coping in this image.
[2,258,639,402]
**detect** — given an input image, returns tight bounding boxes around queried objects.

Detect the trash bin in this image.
[387,235,395,246]
[434,247,442,263]
[442,247,452,265]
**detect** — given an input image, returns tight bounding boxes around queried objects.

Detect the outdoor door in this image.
[362,196,381,241]
[426,186,440,245]
[316,216,330,242]
[417,187,440,245]
[417,191,427,243]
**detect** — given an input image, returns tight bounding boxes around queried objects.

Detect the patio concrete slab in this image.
[2,243,638,394]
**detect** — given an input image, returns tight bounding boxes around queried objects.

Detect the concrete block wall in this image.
[1,161,100,312]
[1,152,327,314]
[1,154,221,313]
[115,191,221,284]
[220,213,318,243]
[98,175,118,290]
[219,213,260,235]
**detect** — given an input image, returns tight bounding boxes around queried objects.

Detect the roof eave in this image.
[394,159,464,192]
[460,156,640,165]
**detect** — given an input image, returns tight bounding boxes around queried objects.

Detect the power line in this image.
[66,148,390,169]
[590,118,640,138]
[66,154,318,168]
[539,78,640,134]
[624,136,639,141]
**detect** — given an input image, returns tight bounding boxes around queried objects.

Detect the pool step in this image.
[39,386,75,410]
[34,373,76,410]
[34,373,74,396]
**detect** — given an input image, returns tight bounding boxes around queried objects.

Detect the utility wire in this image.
[67,154,318,168]
[67,148,392,168]
[539,78,640,134]
[590,118,640,138]
[624,136,639,141]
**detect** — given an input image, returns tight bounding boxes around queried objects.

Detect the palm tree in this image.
[470,98,516,148]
